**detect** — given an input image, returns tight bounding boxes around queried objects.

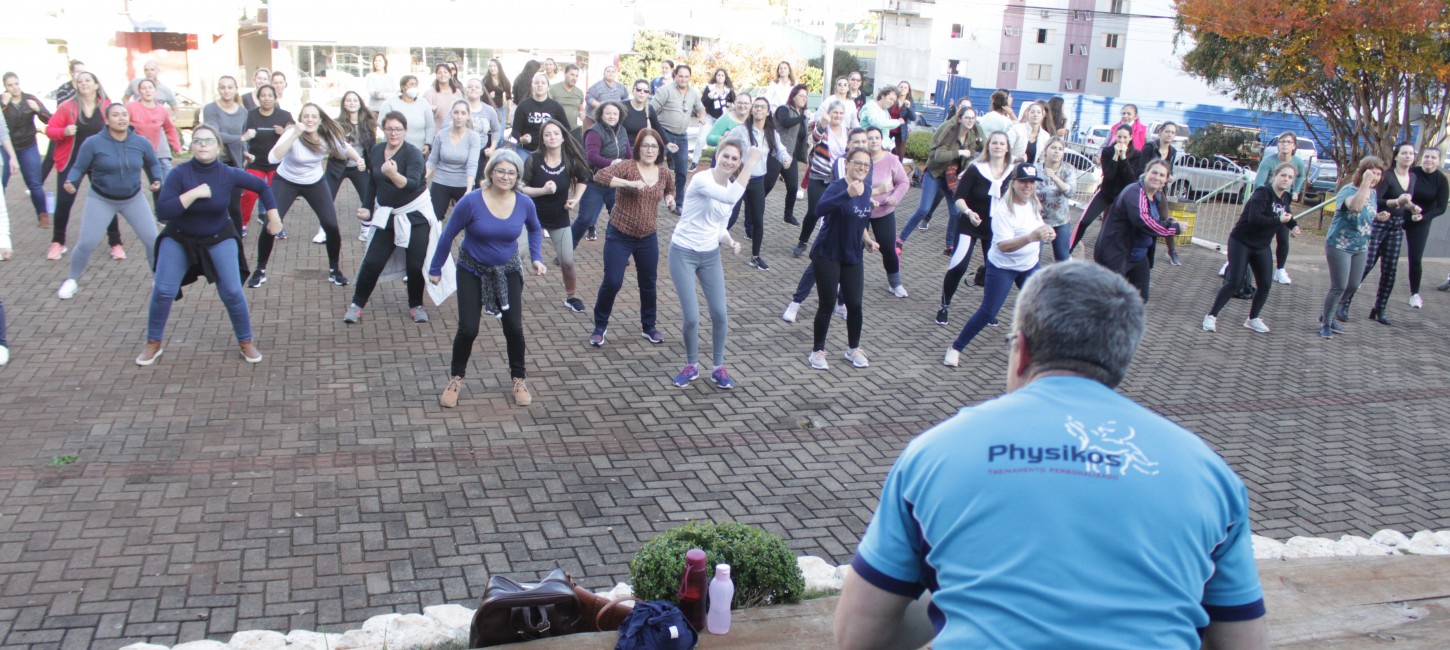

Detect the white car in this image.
[1081,124,1113,150]
[1168,152,1252,203]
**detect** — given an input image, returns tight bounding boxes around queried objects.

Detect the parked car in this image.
[1062,147,1102,206]
[1168,152,1252,203]
[1303,158,1338,203]
[1081,124,1113,149]
[1295,137,1318,166]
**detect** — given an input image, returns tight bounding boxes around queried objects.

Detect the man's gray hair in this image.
[1013,261,1144,388]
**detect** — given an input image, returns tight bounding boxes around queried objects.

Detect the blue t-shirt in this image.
[852,376,1265,649]
[430,190,544,275]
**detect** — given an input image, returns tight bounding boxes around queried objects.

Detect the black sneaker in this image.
[564,297,586,313]
[642,328,664,344]
[784,215,801,226]
[935,306,949,325]
[246,269,267,288]
[749,256,770,271]
[328,268,349,286]
[586,228,598,241]
[987,317,1000,327]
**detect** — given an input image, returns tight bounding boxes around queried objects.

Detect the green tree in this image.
[809,50,862,88]
[1176,0,1450,181]
[618,29,679,86]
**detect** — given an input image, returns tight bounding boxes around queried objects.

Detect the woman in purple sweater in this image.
[431,149,547,408]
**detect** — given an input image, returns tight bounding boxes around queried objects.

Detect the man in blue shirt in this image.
[836,261,1269,650]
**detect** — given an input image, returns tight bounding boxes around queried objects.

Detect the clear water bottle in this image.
[706,563,734,634]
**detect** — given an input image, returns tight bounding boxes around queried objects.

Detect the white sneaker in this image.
[543,230,551,238]
[1218,261,1228,277]
[942,348,960,367]
[0,345,9,366]
[1274,268,1292,284]
[807,350,829,370]
[782,301,801,323]
[312,227,327,244]
[797,188,806,201]
[843,347,869,368]
[1243,317,1270,333]
[1410,294,1424,309]
[358,225,371,242]
[57,279,78,300]
[833,303,847,320]
[889,284,909,299]
[1201,315,1216,332]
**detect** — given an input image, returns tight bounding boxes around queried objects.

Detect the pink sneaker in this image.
[110,244,127,260]
[46,243,67,260]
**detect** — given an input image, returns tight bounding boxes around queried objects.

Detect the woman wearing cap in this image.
[943,162,1054,367]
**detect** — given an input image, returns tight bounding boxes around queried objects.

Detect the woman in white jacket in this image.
[1009,101,1053,164]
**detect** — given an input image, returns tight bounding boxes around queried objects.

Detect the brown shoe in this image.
[38,213,51,229]
[512,377,532,406]
[440,376,463,408]
[239,340,263,363]
[135,340,163,366]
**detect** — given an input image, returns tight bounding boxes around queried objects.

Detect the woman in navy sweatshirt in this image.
[143,125,282,366]
[807,146,880,371]
[430,149,547,408]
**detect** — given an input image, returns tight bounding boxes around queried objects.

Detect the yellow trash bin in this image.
[1168,201,1197,246]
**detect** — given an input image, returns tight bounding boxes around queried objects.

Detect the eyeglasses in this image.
[634,88,649,93]
[383,127,405,133]
[492,168,519,177]
[639,142,660,148]
[848,161,871,169]
[191,137,218,146]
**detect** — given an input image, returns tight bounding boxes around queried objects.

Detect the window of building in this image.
[1027,64,1053,81]
[1065,79,1079,90]
[1000,61,1018,72]
[1081,44,1090,55]
[1100,68,1120,83]
[1110,0,1126,13]
[1104,33,1121,48]
[1069,44,1076,55]
[1037,28,1049,43]
[951,23,963,38]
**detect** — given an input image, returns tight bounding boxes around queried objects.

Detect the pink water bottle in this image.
[707,563,734,634]
[677,549,708,632]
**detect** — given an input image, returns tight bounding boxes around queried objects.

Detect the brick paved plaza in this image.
[0,179,1447,648]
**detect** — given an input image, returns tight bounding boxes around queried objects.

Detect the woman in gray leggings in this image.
[56,103,161,300]
[667,138,760,390]
[1319,156,1387,339]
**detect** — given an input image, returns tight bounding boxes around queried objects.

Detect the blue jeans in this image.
[2,145,47,216]
[148,237,251,342]
[571,182,616,249]
[662,129,690,210]
[594,224,659,332]
[952,261,1038,351]
[898,171,959,247]
[669,245,728,367]
[1050,224,1071,262]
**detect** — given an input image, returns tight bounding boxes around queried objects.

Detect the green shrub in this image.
[903,129,934,164]
[629,521,805,608]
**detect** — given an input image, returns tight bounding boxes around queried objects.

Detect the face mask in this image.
[405,88,420,99]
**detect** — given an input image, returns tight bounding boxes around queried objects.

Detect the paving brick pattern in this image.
[0,176,1446,648]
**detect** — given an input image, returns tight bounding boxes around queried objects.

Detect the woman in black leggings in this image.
[248,103,365,288]
[1340,141,1418,325]
[1070,124,1136,254]
[1203,162,1296,334]
[1408,148,1447,305]
[328,91,376,242]
[344,111,433,324]
[807,147,879,371]
[937,130,1011,326]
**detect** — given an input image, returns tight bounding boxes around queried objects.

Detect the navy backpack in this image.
[613,600,699,650]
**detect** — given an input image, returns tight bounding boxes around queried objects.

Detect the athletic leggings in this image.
[940,232,985,308]
[240,168,276,228]
[351,217,428,309]
[1273,221,1292,270]
[327,162,371,204]
[69,191,157,281]
[870,213,901,283]
[1209,237,1274,320]
[1343,219,1403,316]
[728,176,767,256]
[257,175,342,271]
[812,258,864,351]
[52,172,121,247]
[1404,220,1433,294]
[1069,189,1113,253]
[1322,244,1366,325]
[798,178,830,247]
[765,157,800,223]
[452,269,525,379]
[430,183,468,221]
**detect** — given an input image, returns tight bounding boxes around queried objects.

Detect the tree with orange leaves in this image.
[1175,0,1450,181]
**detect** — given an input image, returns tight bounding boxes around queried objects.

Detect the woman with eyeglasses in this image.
[807,146,880,371]
[573,101,631,251]
[432,149,547,408]
[829,77,860,129]
[345,111,439,326]
[727,96,792,271]
[520,119,590,313]
[707,93,751,150]
[382,75,435,157]
[247,103,365,289]
[200,76,248,234]
[587,128,674,348]
[898,106,983,249]
[622,79,663,145]
[782,128,869,323]
[144,125,282,365]
[427,100,482,222]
